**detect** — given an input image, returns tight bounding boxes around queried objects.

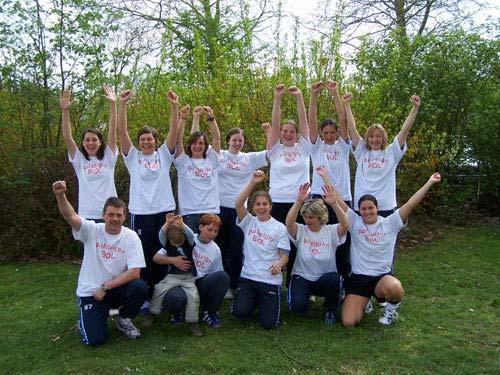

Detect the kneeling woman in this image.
[341,173,441,326]
[286,182,348,324]
[232,171,290,329]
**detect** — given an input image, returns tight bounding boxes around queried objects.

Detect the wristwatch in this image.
[207,116,215,122]
[100,284,109,293]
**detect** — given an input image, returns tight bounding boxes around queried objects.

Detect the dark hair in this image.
[320,118,338,131]
[199,213,222,227]
[185,131,209,158]
[226,128,244,144]
[80,128,106,161]
[137,126,159,147]
[102,197,127,215]
[358,194,378,209]
[251,190,272,208]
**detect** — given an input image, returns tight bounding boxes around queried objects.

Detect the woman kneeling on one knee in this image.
[285,180,348,324]
[340,173,441,326]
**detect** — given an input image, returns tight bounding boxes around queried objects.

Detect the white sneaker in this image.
[309,295,317,303]
[364,299,374,314]
[378,302,400,326]
[116,317,142,339]
[224,288,234,300]
[109,309,119,316]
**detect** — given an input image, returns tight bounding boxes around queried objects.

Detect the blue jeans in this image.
[77,279,148,346]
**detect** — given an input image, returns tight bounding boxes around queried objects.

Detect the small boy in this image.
[145,213,202,336]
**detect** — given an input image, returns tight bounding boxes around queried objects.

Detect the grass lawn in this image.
[1,225,498,374]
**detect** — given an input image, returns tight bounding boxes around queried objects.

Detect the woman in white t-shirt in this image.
[232,170,290,329]
[286,182,348,324]
[267,84,312,286]
[216,127,267,296]
[60,85,118,222]
[340,173,441,327]
[308,80,352,277]
[174,106,221,232]
[344,92,421,216]
[118,89,179,303]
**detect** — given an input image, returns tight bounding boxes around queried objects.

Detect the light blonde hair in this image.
[300,199,328,225]
[364,123,388,150]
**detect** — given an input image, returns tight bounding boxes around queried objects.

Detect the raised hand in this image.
[261,122,271,135]
[59,90,73,110]
[166,90,178,105]
[193,105,203,117]
[251,170,266,184]
[119,90,133,103]
[316,165,328,179]
[52,180,67,195]
[411,95,421,108]
[296,182,310,203]
[326,80,338,93]
[428,172,441,184]
[322,184,339,207]
[165,212,176,225]
[103,85,116,103]
[180,104,190,119]
[311,82,323,95]
[274,84,285,99]
[173,214,184,227]
[288,86,302,97]
[342,92,353,103]
[203,106,214,117]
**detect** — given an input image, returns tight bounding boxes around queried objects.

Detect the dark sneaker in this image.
[188,323,203,337]
[116,317,141,339]
[140,300,150,316]
[324,310,336,325]
[201,311,222,328]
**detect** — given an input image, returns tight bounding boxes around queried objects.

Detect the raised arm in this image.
[204,106,221,154]
[399,172,441,222]
[288,86,309,139]
[175,104,190,158]
[327,80,348,141]
[117,90,133,155]
[342,92,360,148]
[397,95,420,148]
[317,165,349,213]
[268,84,285,149]
[103,85,117,153]
[165,90,179,153]
[308,82,323,144]
[190,106,203,134]
[235,170,265,220]
[60,89,78,158]
[322,183,349,237]
[52,180,82,231]
[286,182,310,239]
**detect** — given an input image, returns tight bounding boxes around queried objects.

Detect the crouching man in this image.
[53,180,148,346]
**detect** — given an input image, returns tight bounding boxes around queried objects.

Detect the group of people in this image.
[54,81,440,346]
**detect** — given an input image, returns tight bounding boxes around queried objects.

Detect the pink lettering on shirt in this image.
[249,227,275,246]
[303,238,329,256]
[193,249,214,270]
[139,158,160,171]
[187,165,213,178]
[363,155,386,169]
[326,149,340,161]
[84,161,106,175]
[279,150,300,163]
[96,241,125,260]
[357,227,386,244]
